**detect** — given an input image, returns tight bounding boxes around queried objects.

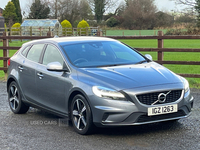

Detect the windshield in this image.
[61,41,146,68]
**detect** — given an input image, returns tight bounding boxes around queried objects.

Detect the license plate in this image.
[148,104,178,116]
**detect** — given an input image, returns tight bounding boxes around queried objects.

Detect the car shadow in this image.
[94,120,183,136]
[26,107,185,136]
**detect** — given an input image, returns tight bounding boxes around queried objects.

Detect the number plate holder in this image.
[148,104,178,116]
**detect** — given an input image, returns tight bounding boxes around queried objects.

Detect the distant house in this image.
[21,19,62,36]
[0,8,3,16]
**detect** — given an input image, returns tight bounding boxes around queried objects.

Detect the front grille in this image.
[136,90,182,105]
[137,110,186,123]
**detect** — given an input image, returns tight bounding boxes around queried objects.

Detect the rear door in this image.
[18,44,45,102]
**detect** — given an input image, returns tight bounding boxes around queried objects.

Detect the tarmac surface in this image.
[0,81,200,150]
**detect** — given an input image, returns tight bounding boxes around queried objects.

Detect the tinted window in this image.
[21,46,31,57]
[27,44,44,63]
[43,45,64,65]
[61,41,145,68]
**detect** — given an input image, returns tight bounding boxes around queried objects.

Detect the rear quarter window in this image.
[21,46,31,57]
[26,44,45,63]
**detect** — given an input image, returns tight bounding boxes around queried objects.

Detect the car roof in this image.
[22,36,117,47]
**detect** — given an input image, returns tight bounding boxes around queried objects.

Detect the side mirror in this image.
[47,62,68,72]
[145,54,153,61]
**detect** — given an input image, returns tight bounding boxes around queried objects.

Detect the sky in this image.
[0,0,187,12]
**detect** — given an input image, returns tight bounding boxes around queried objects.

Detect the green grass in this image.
[106,29,168,36]
[0,39,200,88]
[119,39,200,88]
[0,40,27,79]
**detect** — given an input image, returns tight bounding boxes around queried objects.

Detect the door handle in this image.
[18,66,24,72]
[37,73,44,79]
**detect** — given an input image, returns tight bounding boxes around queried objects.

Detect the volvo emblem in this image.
[158,93,166,103]
[151,91,171,105]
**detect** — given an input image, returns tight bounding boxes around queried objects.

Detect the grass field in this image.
[0,38,200,88]
[105,29,168,36]
[120,39,200,88]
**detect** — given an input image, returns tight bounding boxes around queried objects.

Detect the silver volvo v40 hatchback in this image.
[7,37,193,134]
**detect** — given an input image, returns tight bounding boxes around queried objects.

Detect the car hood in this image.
[77,62,182,90]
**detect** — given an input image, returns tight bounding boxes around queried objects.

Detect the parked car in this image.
[7,37,193,135]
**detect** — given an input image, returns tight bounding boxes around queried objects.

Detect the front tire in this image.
[71,94,94,135]
[8,81,29,114]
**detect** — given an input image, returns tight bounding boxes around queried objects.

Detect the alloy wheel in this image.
[72,98,87,131]
[9,85,19,110]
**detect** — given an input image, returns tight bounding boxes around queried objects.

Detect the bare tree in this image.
[88,0,118,23]
[23,0,92,25]
[170,0,196,7]
[122,0,157,29]
[171,0,200,27]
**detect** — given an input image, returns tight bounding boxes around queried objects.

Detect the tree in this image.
[79,0,92,20]
[195,0,200,26]
[171,0,196,7]
[77,19,90,35]
[171,0,200,26]
[12,23,21,35]
[154,11,174,28]
[106,17,119,27]
[94,0,105,23]
[88,0,117,23]
[61,19,72,35]
[122,0,157,29]
[28,0,50,19]
[11,0,22,23]
[2,1,17,27]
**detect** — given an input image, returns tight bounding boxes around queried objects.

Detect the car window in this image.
[61,41,145,68]
[43,45,64,65]
[27,44,44,63]
[110,44,139,61]
[21,46,31,57]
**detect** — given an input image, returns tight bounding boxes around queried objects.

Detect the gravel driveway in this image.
[0,81,200,150]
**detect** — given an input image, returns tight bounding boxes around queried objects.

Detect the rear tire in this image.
[8,81,29,114]
[71,94,94,135]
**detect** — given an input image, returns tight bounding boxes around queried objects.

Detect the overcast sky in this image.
[0,0,186,12]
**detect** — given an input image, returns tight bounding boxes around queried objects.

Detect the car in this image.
[7,36,193,135]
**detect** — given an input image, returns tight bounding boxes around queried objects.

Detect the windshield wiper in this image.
[97,63,132,68]
[136,60,148,64]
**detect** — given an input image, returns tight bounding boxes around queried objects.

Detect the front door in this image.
[35,44,70,114]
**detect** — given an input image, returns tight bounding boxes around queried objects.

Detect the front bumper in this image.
[90,87,194,127]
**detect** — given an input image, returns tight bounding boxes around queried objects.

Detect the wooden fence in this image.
[0,27,105,37]
[0,31,200,79]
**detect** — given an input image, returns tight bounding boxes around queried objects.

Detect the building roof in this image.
[21,19,61,27]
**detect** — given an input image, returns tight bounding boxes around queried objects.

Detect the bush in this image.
[106,17,119,27]
[4,23,7,32]
[11,23,21,35]
[61,20,72,36]
[165,24,200,35]
[77,19,90,35]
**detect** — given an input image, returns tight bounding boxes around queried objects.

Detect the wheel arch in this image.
[68,88,91,120]
[7,76,18,92]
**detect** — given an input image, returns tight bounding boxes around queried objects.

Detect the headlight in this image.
[92,86,126,100]
[182,77,189,93]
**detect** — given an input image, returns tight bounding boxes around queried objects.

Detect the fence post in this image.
[30,27,32,36]
[9,27,12,43]
[47,31,53,37]
[86,27,88,36]
[158,31,164,64]
[20,27,22,42]
[3,32,9,80]
[39,27,42,36]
